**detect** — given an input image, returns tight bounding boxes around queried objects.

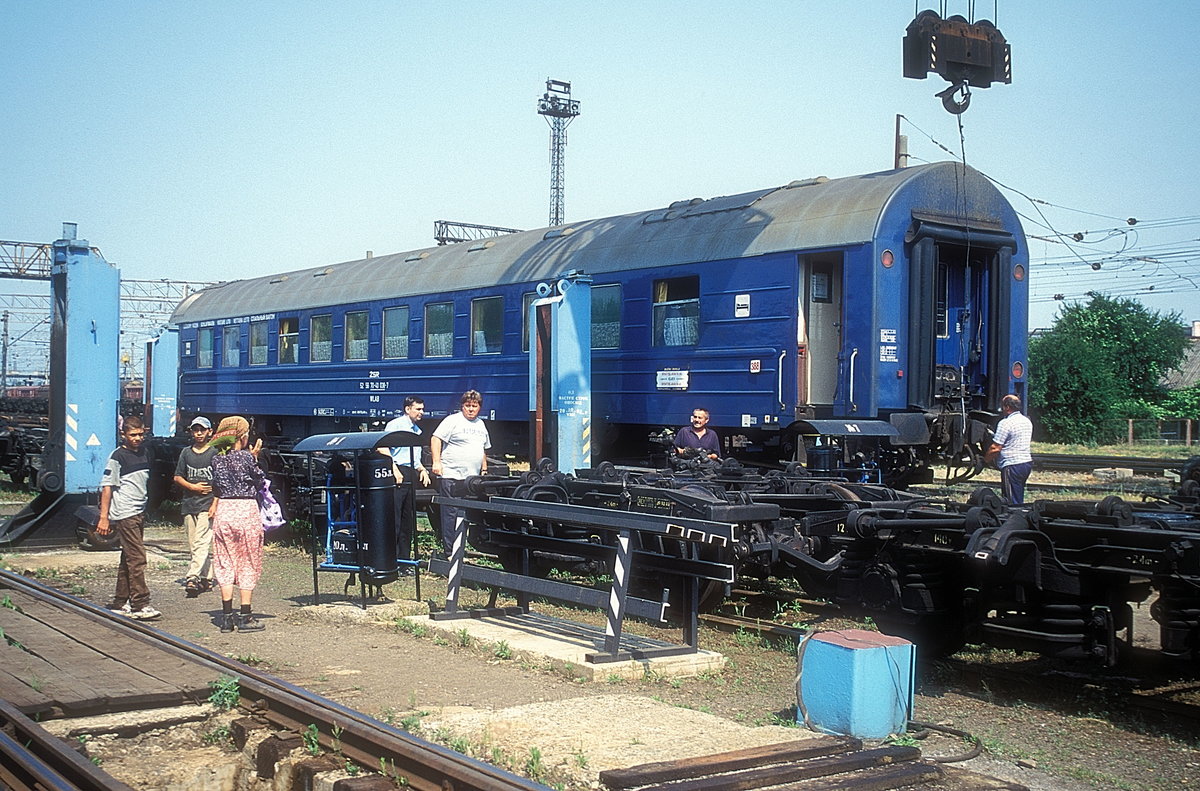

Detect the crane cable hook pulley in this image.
[936,80,972,114]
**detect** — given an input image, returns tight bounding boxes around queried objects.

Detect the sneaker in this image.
[237,614,265,632]
[184,577,202,598]
[219,614,236,633]
[129,606,162,621]
[107,601,132,616]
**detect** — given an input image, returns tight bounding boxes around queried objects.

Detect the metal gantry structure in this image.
[433,220,523,246]
[0,236,212,388]
[0,240,55,279]
[536,79,580,228]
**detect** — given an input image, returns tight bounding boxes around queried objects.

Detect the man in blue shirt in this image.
[674,408,721,461]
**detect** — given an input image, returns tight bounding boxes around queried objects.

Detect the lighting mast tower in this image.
[537,79,580,227]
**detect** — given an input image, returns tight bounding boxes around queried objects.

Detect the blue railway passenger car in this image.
[169,162,1027,483]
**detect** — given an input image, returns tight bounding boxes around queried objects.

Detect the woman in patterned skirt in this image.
[206,416,266,632]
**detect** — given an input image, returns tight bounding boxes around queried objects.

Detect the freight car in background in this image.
[166,161,1027,485]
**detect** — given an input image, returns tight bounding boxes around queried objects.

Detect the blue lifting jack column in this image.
[144,327,180,437]
[528,272,591,473]
[0,224,120,548]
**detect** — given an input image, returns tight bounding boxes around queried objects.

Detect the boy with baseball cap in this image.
[174,415,217,596]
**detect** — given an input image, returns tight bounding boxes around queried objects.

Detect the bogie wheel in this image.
[594,461,618,482]
[967,486,1004,512]
[1097,495,1134,525]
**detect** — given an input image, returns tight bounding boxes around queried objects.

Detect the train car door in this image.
[908,225,1015,414]
[798,254,843,409]
[933,242,995,400]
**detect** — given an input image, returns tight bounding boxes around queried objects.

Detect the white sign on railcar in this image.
[810,272,830,302]
[735,293,750,317]
[656,369,689,390]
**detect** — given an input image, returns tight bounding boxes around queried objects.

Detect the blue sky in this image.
[3,1,1199,371]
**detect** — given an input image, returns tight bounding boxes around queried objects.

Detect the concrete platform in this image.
[298,599,725,682]
[408,610,726,682]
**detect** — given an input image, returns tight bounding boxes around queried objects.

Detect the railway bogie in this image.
[431,457,1200,668]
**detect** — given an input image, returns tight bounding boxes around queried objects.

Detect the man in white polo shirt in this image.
[986,394,1034,505]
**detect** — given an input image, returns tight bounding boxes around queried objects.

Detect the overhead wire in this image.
[900,5,1197,312]
[904,117,1098,273]
[899,115,1200,307]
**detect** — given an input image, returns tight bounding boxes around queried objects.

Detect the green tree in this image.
[1029,294,1188,443]
[1029,332,1125,442]
[1157,385,1200,420]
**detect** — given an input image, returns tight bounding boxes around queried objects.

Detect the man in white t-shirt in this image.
[430,390,491,553]
[986,394,1034,505]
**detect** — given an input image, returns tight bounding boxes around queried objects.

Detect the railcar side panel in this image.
[172,163,1028,478]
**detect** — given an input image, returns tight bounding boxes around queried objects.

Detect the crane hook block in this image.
[903,9,1012,90]
[936,81,972,114]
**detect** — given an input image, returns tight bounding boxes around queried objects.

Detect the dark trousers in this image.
[113,513,150,609]
[1001,461,1033,505]
[392,467,418,559]
[436,477,466,552]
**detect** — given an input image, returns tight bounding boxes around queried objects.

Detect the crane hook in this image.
[936,80,972,114]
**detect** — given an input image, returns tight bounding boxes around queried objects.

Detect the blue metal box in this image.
[797,629,915,738]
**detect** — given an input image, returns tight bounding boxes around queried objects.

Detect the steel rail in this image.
[0,569,549,791]
[912,481,1173,497]
[0,697,135,791]
[1032,453,1189,476]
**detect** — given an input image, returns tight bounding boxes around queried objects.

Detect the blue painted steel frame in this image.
[528,274,592,472]
[53,238,120,494]
[146,328,179,436]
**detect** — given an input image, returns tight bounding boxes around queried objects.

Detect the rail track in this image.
[1031,452,1192,476]
[0,570,1024,791]
[0,695,135,791]
[0,568,548,791]
[912,480,1174,500]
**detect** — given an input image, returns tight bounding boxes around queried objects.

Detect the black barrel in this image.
[356,455,398,585]
[808,446,841,473]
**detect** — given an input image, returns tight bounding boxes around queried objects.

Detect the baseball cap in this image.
[189,416,212,430]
